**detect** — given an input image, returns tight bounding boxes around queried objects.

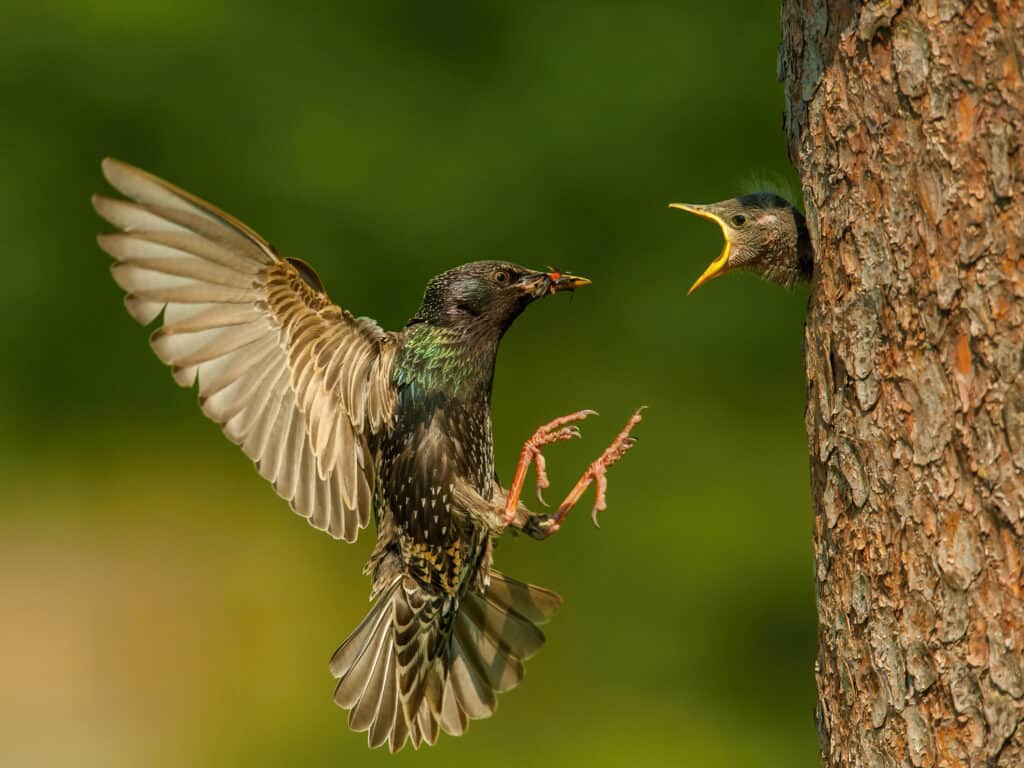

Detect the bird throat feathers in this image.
[395,324,499,401]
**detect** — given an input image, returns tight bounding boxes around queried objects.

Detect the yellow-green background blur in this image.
[0,3,815,766]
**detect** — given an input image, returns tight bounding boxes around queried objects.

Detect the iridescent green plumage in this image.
[394,324,495,398]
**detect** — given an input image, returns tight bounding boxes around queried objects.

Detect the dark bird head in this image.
[410,260,590,335]
[669,193,811,292]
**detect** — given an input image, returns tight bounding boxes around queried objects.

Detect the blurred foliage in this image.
[0,2,816,766]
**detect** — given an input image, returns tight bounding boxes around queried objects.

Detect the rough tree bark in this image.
[779,1,1023,766]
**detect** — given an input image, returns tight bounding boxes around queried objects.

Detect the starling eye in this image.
[494,270,511,284]
[731,214,747,226]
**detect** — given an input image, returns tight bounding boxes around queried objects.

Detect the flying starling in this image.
[669,193,812,292]
[93,159,642,752]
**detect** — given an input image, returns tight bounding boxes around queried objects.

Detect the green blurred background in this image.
[0,2,815,766]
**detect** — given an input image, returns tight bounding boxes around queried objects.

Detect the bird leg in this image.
[523,407,644,539]
[501,410,596,527]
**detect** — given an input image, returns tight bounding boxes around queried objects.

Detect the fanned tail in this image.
[329,570,561,752]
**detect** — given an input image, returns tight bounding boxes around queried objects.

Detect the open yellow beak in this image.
[669,203,732,294]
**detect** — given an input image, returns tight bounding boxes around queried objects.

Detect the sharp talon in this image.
[503,408,602,527]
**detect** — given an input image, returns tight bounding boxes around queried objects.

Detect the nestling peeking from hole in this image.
[669,193,813,293]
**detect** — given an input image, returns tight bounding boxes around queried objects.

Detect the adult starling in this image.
[669,193,812,292]
[93,159,642,752]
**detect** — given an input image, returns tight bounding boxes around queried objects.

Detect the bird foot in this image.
[524,407,645,538]
[501,409,596,526]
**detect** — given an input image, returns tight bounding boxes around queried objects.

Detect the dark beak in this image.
[520,270,592,297]
[548,271,592,293]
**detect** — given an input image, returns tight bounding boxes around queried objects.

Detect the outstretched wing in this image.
[94,158,396,542]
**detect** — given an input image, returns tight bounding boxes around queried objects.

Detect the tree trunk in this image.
[779,2,1024,766]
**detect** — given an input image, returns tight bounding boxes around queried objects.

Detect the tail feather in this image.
[456,602,525,692]
[485,570,562,624]
[330,570,561,752]
[447,629,498,719]
[344,613,393,731]
[405,693,435,749]
[459,588,546,661]
[439,677,468,736]
[366,647,398,748]
[388,700,409,752]
[329,582,394,693]
[417,696,439,745]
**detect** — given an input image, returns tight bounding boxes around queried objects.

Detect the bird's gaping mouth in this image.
[669,203,732,294]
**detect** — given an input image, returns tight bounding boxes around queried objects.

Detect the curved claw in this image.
[502,408,600,527]
[587,408,644,526]
[532,423,584,507]
[557,406,645,532]
[514,407,645,538]
[541,410,597,434]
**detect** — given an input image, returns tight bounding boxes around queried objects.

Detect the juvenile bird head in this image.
[411,260,590,334]
[669,193,811,293]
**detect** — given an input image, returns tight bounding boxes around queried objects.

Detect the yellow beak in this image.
[669,203,732,294]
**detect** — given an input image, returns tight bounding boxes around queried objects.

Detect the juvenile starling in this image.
[93,159,642,752]
[669,193,812,292]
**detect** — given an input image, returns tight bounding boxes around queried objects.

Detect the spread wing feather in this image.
[94,158,396,541]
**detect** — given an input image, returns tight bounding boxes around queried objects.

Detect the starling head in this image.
[411,260,590,334]
[669,193,811,292]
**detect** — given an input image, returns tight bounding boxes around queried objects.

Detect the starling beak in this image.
[547,272,592,293]
[669,193,812,291]
[516,270,591,298]
[93,159,637,753]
